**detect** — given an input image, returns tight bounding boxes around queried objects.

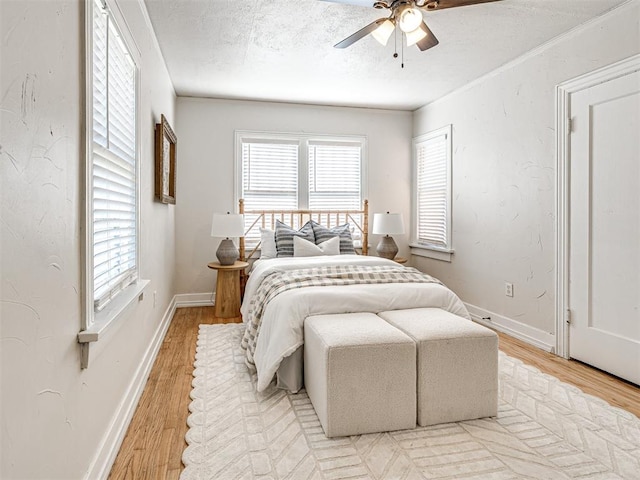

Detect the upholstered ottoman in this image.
[378,308,498,427]
[304,312,416,438]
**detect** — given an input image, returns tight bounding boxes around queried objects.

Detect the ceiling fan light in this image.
[398,7,423,33]
[371,19,395,45]
[405,25,427,46]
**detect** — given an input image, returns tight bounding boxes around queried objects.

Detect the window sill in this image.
[410,244,454,262]
[78,279,150,368]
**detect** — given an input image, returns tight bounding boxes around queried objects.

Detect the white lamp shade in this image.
[406,25,427,46]
[211,213,245,238]
[371,19,395,46]
[398,7,423,33]
[372,212,405,235]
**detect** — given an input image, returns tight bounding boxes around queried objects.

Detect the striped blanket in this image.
[240,264,443,368]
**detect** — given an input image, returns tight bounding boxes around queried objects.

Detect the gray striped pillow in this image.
[310,221,356,255]
[275,220,315,257]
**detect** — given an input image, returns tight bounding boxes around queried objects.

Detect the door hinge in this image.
[565,308,572,325]
[567,116,576,133]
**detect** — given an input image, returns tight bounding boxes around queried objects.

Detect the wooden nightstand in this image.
[393,257,408,264]
[207,261,249,318]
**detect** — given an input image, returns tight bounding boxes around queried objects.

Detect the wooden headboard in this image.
[238,199,369,261]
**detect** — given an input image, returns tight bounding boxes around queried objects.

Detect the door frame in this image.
[555,54,640,358]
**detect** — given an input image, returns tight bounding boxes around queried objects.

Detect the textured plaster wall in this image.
[412,3,639,336]
[0,0,176,478]
[175,98,412,295]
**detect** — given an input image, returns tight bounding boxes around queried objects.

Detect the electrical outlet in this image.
[505,282,514,297]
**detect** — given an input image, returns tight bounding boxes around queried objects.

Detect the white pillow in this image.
[293,235,340,257]
[260,228,277,259]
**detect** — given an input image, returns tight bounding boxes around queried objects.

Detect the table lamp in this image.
[211,212,245,265]
[372,212,405,260]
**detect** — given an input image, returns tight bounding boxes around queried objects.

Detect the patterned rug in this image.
[181,324,640,480]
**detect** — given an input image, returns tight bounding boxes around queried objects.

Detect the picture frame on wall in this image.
[155,114,177,204]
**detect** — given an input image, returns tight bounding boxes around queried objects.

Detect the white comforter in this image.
[241,255,470,392]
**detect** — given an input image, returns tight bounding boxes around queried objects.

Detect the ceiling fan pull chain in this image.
[401,33,405,68]
[393,26,398,60]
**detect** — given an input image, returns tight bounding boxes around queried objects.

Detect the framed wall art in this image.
[155,114,177,204]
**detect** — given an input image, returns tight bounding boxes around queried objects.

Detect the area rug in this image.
[181,324,640,480]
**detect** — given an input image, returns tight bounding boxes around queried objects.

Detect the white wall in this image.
[412,2,639,340]
[175,98,412,295]
[0,1,176,478]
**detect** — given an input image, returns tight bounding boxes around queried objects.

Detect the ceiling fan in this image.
[325,0,501,52]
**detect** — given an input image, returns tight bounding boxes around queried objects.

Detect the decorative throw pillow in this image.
[260,228,277,259]
[275,220,315,257]
[310,220,356,255]
[293,235,340,257]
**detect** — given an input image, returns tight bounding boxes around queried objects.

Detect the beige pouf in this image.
[304,312,417,438]
[378,308,498,427]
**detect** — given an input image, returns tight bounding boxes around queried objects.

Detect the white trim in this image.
[555,53,640,359]
[82,0,94,333]
[83,295,177,480]
[299,139,309,208]
[175,292,216,308]
[415,0,635,112]
[233,132,241,212]
[465,302,555,353]
[410,244,453,262]
[557,53,640,93]
[79,279,150,344]
[555,82,570,359]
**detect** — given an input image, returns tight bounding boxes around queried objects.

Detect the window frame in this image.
[79,0,147,362]
[234,130,368,219]
[410,125,454,262]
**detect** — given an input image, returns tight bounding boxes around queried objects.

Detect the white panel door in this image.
[569,70,640,385]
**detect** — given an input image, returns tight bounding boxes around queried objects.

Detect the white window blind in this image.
[308,141,362,211]
[237,133,365,248]
[242,139,299,210]
[414,126,451,249]
[91,0,138,311]
[241,139,299,246]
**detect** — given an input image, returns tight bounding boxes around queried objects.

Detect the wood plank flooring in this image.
[108,307,239,480]
[108,306,640,479]
[497,331,640,418]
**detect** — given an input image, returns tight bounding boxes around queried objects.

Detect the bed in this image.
[238,200,470,393]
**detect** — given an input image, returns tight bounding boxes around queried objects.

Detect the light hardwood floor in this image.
[108,306,640,479]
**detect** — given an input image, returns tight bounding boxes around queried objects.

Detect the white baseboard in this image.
[85,296,177,480]
[465,302,555,354]
[175,292,215,308]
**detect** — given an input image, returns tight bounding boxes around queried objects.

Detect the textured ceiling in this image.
[143,0,628,110]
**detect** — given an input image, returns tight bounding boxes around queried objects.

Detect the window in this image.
[308,140,362,211]
[241,138,299,212]
[83,0,142,333]
[236,132,366,247]
[411,125,453,261]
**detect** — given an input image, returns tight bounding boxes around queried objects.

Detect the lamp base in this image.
[376,235,398,260]
[216,238,239,265]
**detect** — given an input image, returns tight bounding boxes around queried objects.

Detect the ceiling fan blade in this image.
[420,0,501,10]
[416,22,439,51]
[334,18,387,48]
[320,0,378,7]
